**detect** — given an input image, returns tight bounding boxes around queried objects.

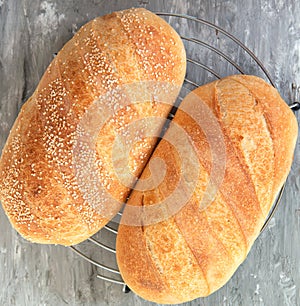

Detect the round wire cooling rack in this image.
[69,12,300,293]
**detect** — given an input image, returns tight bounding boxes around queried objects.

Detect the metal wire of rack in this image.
[69,12,300,292]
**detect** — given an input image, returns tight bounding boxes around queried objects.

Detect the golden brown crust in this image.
[229,75,298,203]
[116,75,298,303]
[0,8,186,245]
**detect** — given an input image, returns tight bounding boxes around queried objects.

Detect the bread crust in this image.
[0,8,186,245]
[116,75,298,304]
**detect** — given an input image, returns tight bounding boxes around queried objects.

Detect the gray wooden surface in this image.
[1,0,300,305]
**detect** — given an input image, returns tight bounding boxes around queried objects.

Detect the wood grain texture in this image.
[0,0,299,305]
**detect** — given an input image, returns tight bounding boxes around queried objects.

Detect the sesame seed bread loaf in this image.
[0,8,186,245]
[116,75,298,304]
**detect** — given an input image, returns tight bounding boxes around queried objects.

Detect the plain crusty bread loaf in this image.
[116,75,298,304]
[0,8,186,245]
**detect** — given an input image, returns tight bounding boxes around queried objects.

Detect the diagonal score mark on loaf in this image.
[215,78,274,217]
[144,219,210,301]
[141,139,210,301]
[116,212,179,304]
[117,8,184,83]
[207,80,265,247]
[173,82,248,263]
[113,8,186,182]
[229,75,299,208]
[165,103,249,295]
[34,45,102,243]
[21,57,94,244]
[117,137,210,302]
[53,55,89,233]
[75,14,138,212]
[171,87,250,291]
[91,12,160,196]
[116,172,197,304]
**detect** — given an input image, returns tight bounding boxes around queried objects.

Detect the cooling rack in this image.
[69,12,300,293]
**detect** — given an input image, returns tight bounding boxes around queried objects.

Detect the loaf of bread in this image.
[0,8,186,245]
[116,75,298,304]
